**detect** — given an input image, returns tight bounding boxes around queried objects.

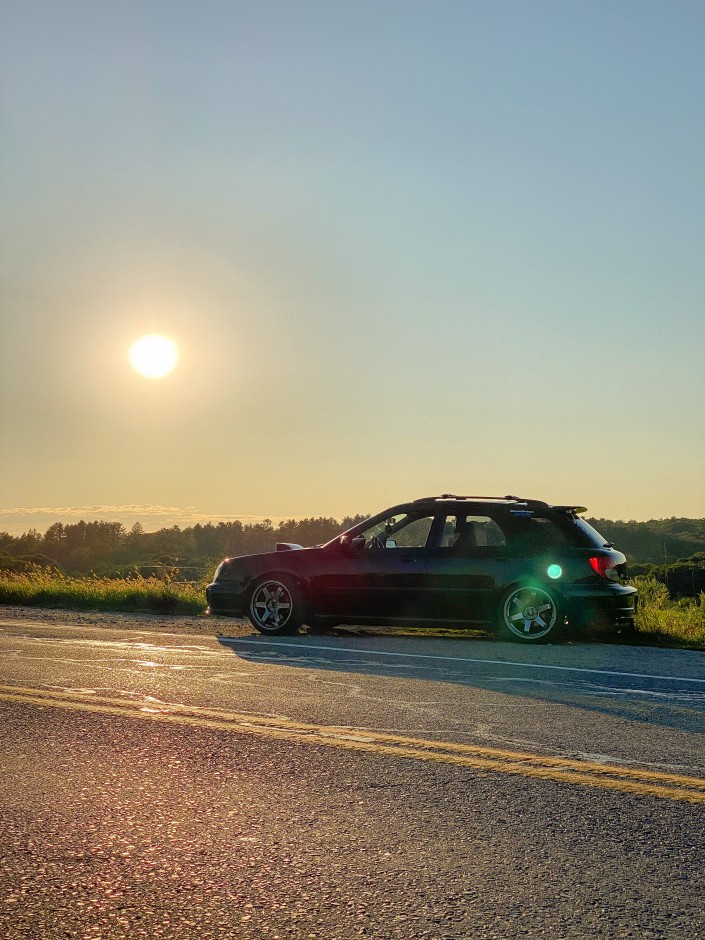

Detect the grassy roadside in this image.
[0,569,702,650]
[0,566,204,616]
[628,576,705,650]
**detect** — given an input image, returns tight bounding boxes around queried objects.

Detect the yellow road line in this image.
[2,683,702,788]
[1,684,704,804]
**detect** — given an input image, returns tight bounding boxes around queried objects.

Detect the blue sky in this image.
[1,0,704,531]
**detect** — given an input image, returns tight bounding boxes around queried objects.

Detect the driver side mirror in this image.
[340,534,366,556]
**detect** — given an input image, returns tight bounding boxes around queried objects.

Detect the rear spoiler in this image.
[552,505,588,515]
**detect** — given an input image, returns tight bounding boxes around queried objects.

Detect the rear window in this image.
[570,517,610,548]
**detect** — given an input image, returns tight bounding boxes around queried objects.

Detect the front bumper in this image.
[205,580,248,616]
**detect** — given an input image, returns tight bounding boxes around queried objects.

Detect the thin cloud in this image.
[0,505,296,535]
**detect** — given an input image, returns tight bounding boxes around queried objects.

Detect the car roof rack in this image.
[412,494,549,508]
[412,494,519,503]
[410,495,585,514]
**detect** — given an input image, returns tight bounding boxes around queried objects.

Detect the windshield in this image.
[322,506,409,548]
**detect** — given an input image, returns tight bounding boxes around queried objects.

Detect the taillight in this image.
[589,556,620,581]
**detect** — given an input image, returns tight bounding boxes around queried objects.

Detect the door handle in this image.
[400,555,416,563]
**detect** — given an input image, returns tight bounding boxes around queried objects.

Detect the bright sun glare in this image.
[128,334,179,379]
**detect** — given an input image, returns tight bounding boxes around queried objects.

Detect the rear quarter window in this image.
[505,517,569,551]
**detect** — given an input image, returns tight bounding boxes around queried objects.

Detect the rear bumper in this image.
[205,581,247,616]
[564,584,637,627]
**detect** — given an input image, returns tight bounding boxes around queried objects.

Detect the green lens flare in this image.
[547,564,562,579]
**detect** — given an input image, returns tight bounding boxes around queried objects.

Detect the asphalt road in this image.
[1,611,704,939]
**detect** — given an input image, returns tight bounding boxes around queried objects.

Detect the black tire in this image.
[247,576,304,636]
[497,584,562,643]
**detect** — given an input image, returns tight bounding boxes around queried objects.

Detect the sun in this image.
[128,334,179,379]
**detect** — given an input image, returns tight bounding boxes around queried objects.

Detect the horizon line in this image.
[1,503,702,537]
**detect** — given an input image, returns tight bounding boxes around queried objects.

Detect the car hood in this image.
[229,546,322,566]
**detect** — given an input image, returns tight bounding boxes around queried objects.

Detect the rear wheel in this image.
[247,577,304,636]
[498,585,561,643]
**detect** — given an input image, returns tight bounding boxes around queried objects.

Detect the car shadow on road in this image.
[216,629,705,736]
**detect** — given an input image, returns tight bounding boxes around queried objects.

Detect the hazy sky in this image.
[1,0,704,533]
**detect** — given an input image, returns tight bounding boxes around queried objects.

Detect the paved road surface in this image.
[1,612,704,939]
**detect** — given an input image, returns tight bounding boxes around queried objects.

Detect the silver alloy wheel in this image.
[250,580,294,632]
[502,586,558,640]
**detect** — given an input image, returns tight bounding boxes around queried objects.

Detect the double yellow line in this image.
[2,683,704,804]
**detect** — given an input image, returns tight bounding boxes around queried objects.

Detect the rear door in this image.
[420,513,508,624]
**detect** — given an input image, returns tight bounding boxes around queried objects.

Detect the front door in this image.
[311,512,435,620]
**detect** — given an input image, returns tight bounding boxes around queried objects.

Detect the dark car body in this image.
[206,495,637,642]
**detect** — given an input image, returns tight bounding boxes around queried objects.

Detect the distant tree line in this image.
[0,514,703,595]
[629,554,705,598]
[582,517,705,597]
[585,517,705,565]
[0,516,367,581]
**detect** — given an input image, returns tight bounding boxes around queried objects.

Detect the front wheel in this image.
[247,577,304,636]
[498,585,561,643]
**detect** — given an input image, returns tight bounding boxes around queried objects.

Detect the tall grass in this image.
[0,565,204,615]
[631,576,705,649]
[0,569,703,649]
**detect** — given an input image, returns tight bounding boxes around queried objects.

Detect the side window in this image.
[359,513,434,550]
[467,516,506,548]
[440,515,506,551]
[439,517,458,548]
[392,515,434,548]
